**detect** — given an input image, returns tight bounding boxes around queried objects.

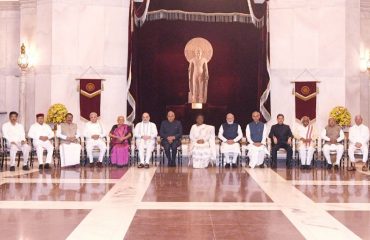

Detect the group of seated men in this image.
[1,109,369,172]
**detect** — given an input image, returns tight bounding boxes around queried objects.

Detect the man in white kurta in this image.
[56,113,81,167]
[218,113,243,168]
[321,118,345,170]
[294,116,317,169]
[2,111,31,171]
[84,112,107,167]
[348,115,369,171]
[134,112,158,168]
[246,111,269,168]
[189,114,216,168]
[28,113,54,169]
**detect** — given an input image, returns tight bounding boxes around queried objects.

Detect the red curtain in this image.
[129,0,269,133]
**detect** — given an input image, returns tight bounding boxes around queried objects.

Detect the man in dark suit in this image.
[160,111,183,167]
[269,114,293,168]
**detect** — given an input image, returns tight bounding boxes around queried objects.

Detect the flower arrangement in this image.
[46,103,68,125]
[329,106,351,127]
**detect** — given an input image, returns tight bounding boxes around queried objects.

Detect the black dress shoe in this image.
[225,163,230,168]
[44,163,50,169]
[39,164,43,169]
[22,165,30,171]
[327,164,332,170]
[144,163,150,168]
[89,163,95,168]
[334,165,339,170]
[96,162,103,168]
[138,163,144,168]
[259,164,265,168]
[231,163,237,168]
[9,166,15,171]
[306,165,311,170]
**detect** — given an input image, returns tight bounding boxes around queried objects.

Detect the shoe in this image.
[327,164,332,170]
[44,163,50,169]
[96,162,103,168]
[22,165,30,171]
[9,166,15,172]
[334,165,339,170]
[225,163,230,168]
[347,166,356,171]
[306,166,311,170]
[259,164,265,168]
[362,165,368,172]
[39,164,43,169]
[231,163,237,168]
[89,163,94,168]
[144,163,150,168]
[300,165,305,170]
[138,163,144,168]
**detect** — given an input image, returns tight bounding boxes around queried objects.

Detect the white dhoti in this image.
[33,140,54,164]
[8,143,31,166]
[136,139,155,164]
[348,144,368,163]
[221,142,240,164]
[322,144,344,165]
[247,144,268,168]
[86,139,107,163]
[60,143,81,167]
[298,146,315,165]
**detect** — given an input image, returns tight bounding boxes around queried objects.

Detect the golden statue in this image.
[185,38,213,104]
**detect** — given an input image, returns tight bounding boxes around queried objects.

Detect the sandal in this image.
[347,166,356,171]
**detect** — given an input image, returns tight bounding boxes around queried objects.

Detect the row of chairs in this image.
[1,135,369,170]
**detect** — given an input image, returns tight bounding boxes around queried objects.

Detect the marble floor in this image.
[0,161,370,240]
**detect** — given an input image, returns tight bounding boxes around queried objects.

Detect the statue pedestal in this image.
[166,103,227,134]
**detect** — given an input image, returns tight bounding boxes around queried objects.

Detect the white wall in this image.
[269,0,362,130]
[1,0,369,133]
[0,1,20,125]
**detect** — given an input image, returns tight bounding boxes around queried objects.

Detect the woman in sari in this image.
[189,114,216,168]
[109,116,132,167]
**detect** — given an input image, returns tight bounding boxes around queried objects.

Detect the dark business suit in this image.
[159,120,183,166]
[269,123,293,167]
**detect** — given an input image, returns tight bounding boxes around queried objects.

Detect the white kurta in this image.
[245,123,269,168]
[56,125,81,167]
[294,124,317,165]
[189,124,216,168]
[2,121,30,166]
[348,124,369,163]
[134,121,158,164]
[321,128,345,165]
[84,121,107,163]
[218,124,242,154]
[28,123,54,164]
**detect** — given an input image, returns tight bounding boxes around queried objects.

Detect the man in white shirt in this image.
[28,113,54,169]
[348,115,369,171]
[294,116,317,169]
[134,112,158,168]
[218,113,243,168]
[2,111,31,171]
[321,118,345,170]
[84,112,107,168]
[56,113,81,167]
[245,111,269,168]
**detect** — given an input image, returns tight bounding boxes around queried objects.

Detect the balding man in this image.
[159,111,183,167]
[246,111,269,168]
[84,112,107,167]
[321,118,344,170]
[134,112,158,168]
[218,113,243,168]
[348,115,369,171]
[294,116,317,169]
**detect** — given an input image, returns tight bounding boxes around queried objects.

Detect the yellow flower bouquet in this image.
[46,103,68,125]
[329,106,351,127]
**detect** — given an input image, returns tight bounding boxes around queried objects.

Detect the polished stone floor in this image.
[0,161,369,240]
